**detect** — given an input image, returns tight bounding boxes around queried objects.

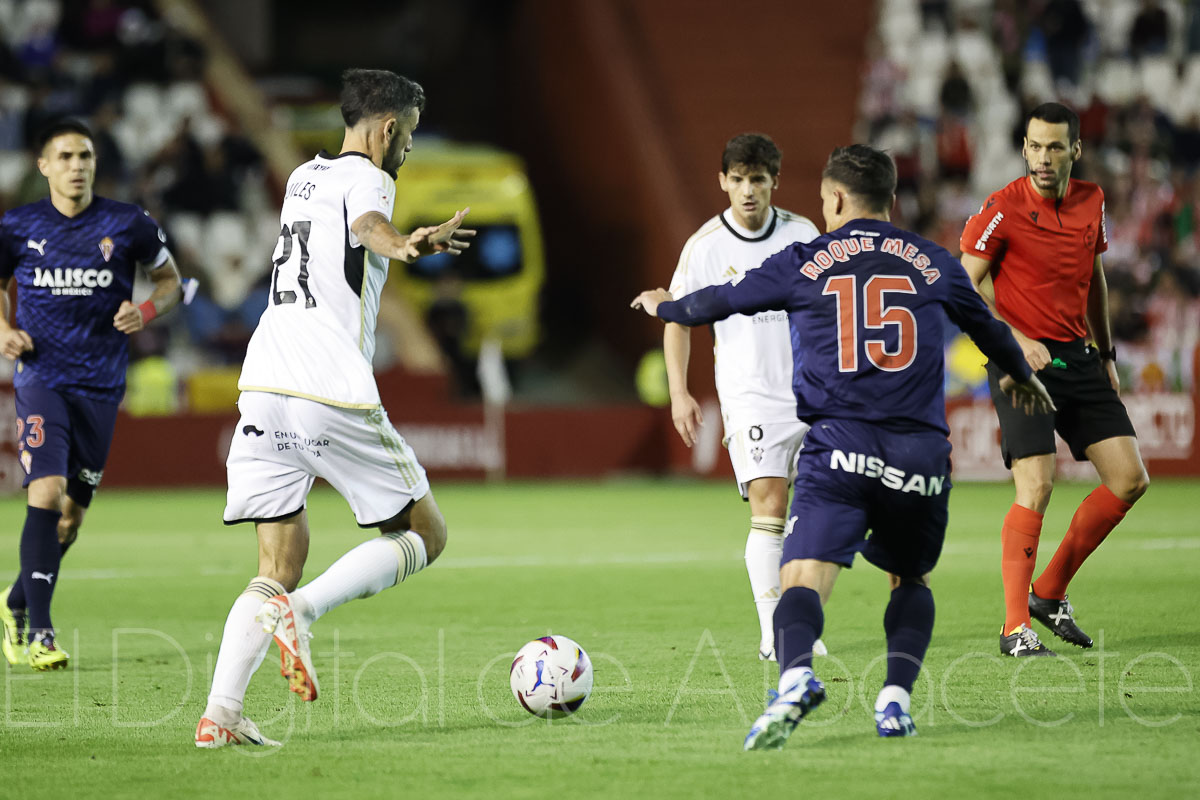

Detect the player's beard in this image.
[1031,167,1059,186]
[382,137,406,179]
[1026,162,1066,198]
[1027,156,1071,194]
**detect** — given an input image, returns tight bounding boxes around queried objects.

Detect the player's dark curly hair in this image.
[35,118,94,152]
[722,133,782,176]
[1026,102,1080,144]
[822,144,896,212]
[340,69,426,128]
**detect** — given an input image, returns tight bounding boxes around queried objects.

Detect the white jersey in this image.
[669,207,820,441]
[238,151,396,408]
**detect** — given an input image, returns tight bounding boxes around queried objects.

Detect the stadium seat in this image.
[952,29,999,83]
[0,153,28,197]
[123,83,165,123]
[1139,56,1178,117]
[203,213,257,310]
[165,82,209,122]
[167,213,205,258]
[1019,59,1056,104]
[1177,56,1200,119]
[1094,59,1138,106]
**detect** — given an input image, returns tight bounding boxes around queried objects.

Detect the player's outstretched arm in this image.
[998,373,1056,416]
[114,252,184,334]
[635,260,788,326]
[352,208,477,263]
[663,321,703,447]
[0,277,33,359]
[961,253,1050,371]
[406,208,477,259]
[631,288,674,317]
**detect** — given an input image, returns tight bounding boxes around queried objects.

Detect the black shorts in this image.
[986,338,1136,469]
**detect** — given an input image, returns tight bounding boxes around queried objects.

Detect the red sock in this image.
[1033,486,1132,601]
[1001,503,1043,634]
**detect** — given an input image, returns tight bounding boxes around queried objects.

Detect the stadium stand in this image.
[860,0,1200,394]
[0,0,279,373]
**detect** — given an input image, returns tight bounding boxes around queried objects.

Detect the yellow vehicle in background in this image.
[389,140,544,359]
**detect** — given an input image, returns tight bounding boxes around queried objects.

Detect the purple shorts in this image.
[785,418,952,578]
[14,385,120,507]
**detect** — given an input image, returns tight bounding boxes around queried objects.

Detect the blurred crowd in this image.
[4,0,1198,410]
[861,0,1200,393]
[0,0,277,412]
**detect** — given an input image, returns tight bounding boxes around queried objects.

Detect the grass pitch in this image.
[2,479,1198,798]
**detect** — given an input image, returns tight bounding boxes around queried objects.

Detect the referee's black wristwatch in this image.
[1097,346,1117,362]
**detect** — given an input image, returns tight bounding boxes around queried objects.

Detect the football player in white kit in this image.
[196,69,474,747]
[666,134,825,661]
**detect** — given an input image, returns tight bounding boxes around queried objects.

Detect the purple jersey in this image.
[0,197,166,402]
[658,218,1031,435]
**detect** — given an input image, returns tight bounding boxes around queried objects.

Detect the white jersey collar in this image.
[720,207,777,242]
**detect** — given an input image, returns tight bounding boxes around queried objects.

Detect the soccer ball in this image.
[509,635,593,718]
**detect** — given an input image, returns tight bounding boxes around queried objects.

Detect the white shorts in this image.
[726,420,810,500]
[224,391,430,528]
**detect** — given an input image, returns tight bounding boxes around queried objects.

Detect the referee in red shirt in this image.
[959,102,1149,657]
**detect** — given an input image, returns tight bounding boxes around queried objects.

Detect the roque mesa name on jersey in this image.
[33,265,114,295]
[798,235,941,285]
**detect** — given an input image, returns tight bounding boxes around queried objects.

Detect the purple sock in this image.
[19,507,63,633]
[775,586,824,673]
[6,569,21,609]
[883,582,935,693]
[8,537,69,611]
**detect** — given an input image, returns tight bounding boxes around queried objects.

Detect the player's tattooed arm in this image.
[352,208,476,263]
[114,251,183,334]
[350,211,402,257]
[0,276,34,358]
[960,253,1051,371]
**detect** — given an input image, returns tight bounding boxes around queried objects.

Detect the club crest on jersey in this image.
[1084,225,1096,249]
[99,236,114,262]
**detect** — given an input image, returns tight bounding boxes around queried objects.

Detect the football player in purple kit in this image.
[633,145,1053,747]
[0,119,182,670]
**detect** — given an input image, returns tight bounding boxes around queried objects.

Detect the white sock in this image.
[778,666,813,694]
[293,531,427,623]
[875,684,911,714]
[745,516,784,644]
[205,576,286,720]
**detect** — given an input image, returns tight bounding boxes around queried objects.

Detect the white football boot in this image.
[257,594,319,701]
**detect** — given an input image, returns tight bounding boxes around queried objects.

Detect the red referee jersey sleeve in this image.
[1095,193,1109,255]
[960,194,1008,261]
